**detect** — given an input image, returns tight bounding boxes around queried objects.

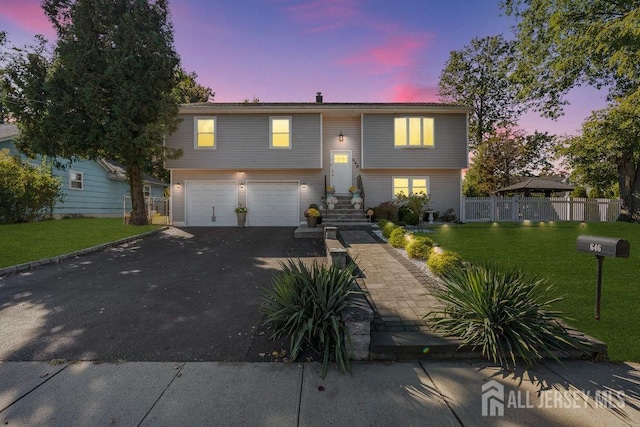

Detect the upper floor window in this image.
[143,185,151,197]
[393,176,429,198]
[270,116,291,149]
[394,117,434,147]
[195,117,215,149]
[69,170,83,190]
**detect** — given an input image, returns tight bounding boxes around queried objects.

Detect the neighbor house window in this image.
[394,117,434,147]
[393,176,429,198]
[270,116,291,149]
[143,185,151,197]
[69,170,83,190]
[194,117,215,149]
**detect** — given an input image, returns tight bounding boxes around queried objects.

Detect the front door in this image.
[330,150,352,193]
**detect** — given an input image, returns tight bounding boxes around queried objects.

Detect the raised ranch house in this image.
[165,95,470,227]
[0,123,167,219]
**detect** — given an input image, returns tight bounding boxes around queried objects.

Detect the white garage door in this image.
[246,182,299,226]
[186,181,237,226]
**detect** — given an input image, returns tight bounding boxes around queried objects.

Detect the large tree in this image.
[464,129,555,196]
[3,0,180,225]
[560,100,640,218]
[503,0,640,221]
[438,35,526,151]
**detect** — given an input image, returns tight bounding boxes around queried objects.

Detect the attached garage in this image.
[185,181,238,226]
[246,181,300,226]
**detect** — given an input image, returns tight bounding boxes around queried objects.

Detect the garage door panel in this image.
[247,182,299,226]
[186,182,237,226]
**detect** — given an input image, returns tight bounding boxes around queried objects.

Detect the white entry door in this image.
[330,150,352,193]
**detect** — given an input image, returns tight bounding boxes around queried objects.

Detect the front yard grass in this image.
[0,218,159,268]
[428,221,640,362]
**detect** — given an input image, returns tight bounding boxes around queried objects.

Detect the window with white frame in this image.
[143,185,151,197]
[393,176,429,198]
[69,170,83,190]
[270,116,291,149]
[394,117,434,147]
[194,117,216,149]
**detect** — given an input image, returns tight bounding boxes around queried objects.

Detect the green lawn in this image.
[427,221,640,362]
[0,218,160,268]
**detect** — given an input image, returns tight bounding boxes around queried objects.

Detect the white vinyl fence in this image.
[123,196,170,225]
[462,197,621,223]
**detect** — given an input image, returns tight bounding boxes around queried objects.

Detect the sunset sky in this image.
[1,0,608,136]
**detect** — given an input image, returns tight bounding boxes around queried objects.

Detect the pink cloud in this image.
[386,84,440,102]
[283,0,363,32]
[0,0,54,38]
[339,33,433,74]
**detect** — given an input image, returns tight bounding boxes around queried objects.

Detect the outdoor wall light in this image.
[175,182,181,189]
[301,182,307,188]
[240,182,245,189]
[339,131,344,142]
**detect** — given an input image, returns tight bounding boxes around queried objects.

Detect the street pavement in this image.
[1,360,639,426]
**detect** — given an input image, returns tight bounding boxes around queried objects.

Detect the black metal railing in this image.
[356,175,365,212]
[324,174,328,211]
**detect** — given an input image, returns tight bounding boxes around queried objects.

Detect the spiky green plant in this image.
[261,259,366,377]
[426,263,591,370]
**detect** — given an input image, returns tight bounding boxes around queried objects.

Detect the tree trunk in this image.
[617,157,640,223]
[128,163,149,226]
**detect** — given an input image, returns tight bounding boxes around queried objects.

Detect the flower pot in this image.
[328,203,335,209]
[353,203,362,210]
[307,216,318,228]
[236,212,246,227]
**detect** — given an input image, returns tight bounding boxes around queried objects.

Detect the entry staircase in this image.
[322,194,367,224]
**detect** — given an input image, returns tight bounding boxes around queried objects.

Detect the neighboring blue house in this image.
[0,123,167,218]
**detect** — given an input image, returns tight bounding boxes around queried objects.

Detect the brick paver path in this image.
[340,230,442,333]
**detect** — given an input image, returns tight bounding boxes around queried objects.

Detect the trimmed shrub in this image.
[426,263,591,370]
[373,201,398,221]
[439,208,457,223]
[377,219,389,229]
[406,236,434,259]
[261,259,365,378]
[381,221,399,238]
[388,227,406,248]
[427,251,463,276]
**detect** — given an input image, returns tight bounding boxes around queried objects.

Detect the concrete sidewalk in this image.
[1,360,639,426]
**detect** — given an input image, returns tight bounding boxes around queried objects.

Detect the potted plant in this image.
[305,207,321,228]
[349,185,361,196]
[351,195,363,210]
[326,195,338,209]
[235,204,248,227]
[326,185,335,195]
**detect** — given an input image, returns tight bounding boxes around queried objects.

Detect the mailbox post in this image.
[576,235,630,320]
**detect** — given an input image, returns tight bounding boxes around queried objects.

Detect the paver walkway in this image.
[340,230,461,358]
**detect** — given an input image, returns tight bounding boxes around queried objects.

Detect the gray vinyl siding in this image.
[166,114,322,170]
[362,114,467,169]
[359,169,462,216]
[321,116,362,189]
[171,170,325,224]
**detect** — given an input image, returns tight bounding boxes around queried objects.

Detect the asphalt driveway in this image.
[0,227,324,362]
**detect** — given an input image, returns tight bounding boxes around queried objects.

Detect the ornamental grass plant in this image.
[261,259,365,377]
[427,263,591,370]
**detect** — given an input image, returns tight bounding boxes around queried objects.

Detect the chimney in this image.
[315,92,323,103]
